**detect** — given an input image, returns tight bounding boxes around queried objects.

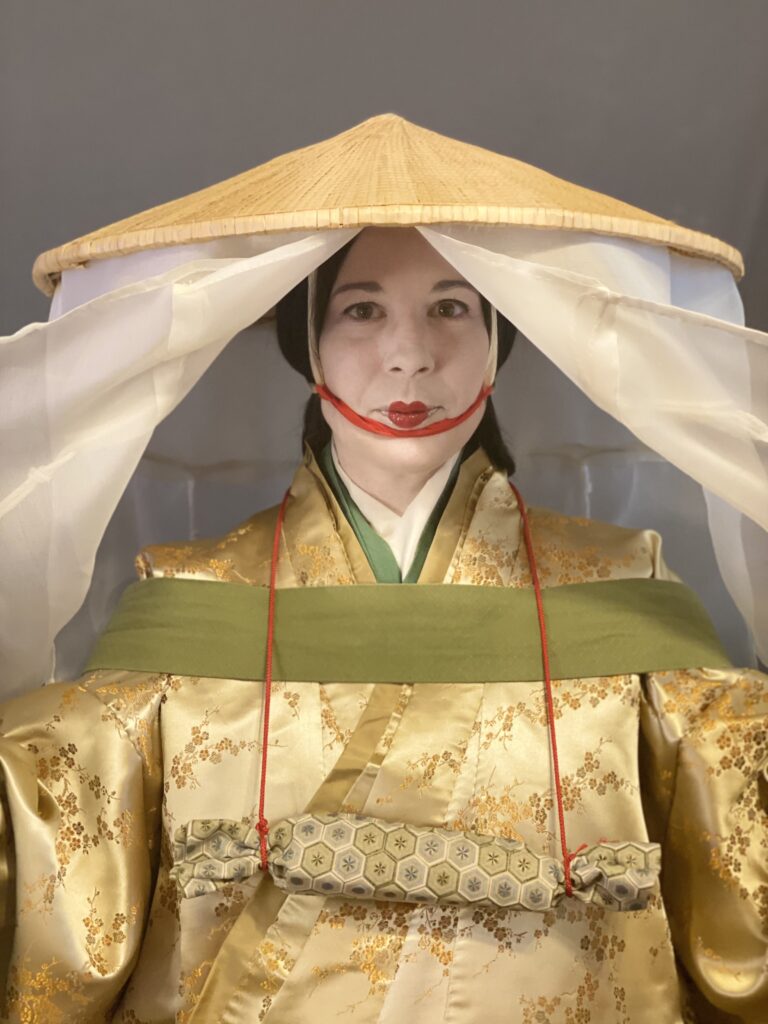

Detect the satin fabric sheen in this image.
[0,447,765,1023]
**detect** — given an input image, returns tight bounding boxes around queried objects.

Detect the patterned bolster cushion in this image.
[171,812,661,912]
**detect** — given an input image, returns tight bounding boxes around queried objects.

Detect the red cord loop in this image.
[258,478,577,895]
[256,489,291,871]
[314,384,493,438]
[509,481,575,896]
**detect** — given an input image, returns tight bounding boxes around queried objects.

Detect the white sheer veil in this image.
[1,224,765,698]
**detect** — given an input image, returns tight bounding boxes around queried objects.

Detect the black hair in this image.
[275,236,517,474]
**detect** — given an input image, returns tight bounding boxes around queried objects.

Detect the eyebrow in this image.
[331,281,382,297]
[433,279,478,294]
[331,278,478,298]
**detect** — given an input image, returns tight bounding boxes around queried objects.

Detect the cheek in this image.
[445,332,490,385]
[319,336,380,399]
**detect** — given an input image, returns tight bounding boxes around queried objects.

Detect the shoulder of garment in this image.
[522,504,680,586]
[135,501,282,586]
[446,462,679,587]
[0,668,170,765]
[134,452,679,589]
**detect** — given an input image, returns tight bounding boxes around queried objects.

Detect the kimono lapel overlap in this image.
[191,681,413,1023]
[187,451,488,1022]
[292,448,378,585]
[246,456,498,1021]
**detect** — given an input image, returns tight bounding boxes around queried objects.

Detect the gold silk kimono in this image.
[1,448,766,1023]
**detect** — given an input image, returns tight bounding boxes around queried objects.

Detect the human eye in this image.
[430,298,469,319]
[343,301,384,321]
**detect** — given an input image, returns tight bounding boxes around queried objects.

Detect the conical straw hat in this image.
[32,113,743,295]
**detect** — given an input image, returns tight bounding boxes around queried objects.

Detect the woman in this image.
[1,226,765,1024]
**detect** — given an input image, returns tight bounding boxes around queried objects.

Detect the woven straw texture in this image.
[32,113,743,295]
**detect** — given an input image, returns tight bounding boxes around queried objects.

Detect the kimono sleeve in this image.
[639,665,768,1023]
[0,671,165,1022]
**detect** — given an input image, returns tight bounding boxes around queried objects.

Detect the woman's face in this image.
[318,227,490,473]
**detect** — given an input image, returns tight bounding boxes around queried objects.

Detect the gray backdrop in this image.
[2,0,767,335]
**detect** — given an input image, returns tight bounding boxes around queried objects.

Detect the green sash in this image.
[86,577,730,682]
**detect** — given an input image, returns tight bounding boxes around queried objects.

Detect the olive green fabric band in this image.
[86,577,731,683]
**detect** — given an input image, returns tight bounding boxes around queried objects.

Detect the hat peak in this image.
[343,112,415,138]
[361,112,409,125]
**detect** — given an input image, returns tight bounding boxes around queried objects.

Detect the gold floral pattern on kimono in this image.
[1,448,766,1024]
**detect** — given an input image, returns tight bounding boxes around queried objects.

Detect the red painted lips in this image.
[387,401,431,428]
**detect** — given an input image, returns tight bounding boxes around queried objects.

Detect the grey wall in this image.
[2,0,767,335]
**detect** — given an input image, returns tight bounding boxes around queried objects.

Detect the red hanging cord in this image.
[256,489,291,870]
[258,479,578,894]
[314,383,493,438]
[508,481,579,895]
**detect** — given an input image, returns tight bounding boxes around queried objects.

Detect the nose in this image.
[381,318,435,377]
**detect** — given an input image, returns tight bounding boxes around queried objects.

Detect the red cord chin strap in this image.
[257,480,580,896]
[314,383,493,438]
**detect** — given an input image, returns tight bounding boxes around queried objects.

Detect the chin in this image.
[330,407,483,473]
[372,434,466,472]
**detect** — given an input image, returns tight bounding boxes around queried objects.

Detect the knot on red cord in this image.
[256,816,270,871]
[563,842,589,897]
